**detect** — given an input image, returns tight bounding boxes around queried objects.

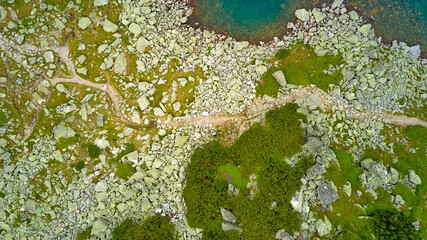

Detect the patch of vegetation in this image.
[76,226,92,240]
[183,103,312,239]
[370,209,420,240]
[0,111,8,125]
[364,125,426,233]
[74,161,86,171]
[87,144,101,158]
[116,162,136,181]
[112,214,177,240]
[256,42,344,97]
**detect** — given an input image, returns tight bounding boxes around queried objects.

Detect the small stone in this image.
[294,9,310,22]
[78,17,92,30]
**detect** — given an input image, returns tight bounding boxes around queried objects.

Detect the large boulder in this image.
[317,181,338,206]
[408,170,421,185]
[295,9,310,22]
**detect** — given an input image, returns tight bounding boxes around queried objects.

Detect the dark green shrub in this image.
[112,214,177,240]
[275,48,291,59]
[369,209,420,240]
[183,103,311,239]
[0,111,8,125]
[88,144,101,158]
[75,161,86,171]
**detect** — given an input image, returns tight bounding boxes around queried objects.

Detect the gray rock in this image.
[408,170,421,185]
[349,11,359,20]
[221,208,236,223]
[272,70,287,88]
[92,218,108,237]
[222,222,243,232]
[78,17,92,30]
[103,19,118,33]
[295,9,310,22]
[94,0,109,7]
[408,45,421,59]
[113,53,127,74]
[317,181,339,205]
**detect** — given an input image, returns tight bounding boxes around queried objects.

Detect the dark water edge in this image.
[189,0,427,54]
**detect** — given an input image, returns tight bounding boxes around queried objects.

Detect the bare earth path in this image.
[1,38,425,143]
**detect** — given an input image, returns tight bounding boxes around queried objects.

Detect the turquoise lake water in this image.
[191,0,427,53]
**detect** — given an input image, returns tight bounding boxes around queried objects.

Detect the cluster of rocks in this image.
[290,0,427,113]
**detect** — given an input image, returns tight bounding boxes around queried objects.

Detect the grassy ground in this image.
[256,42,344,97]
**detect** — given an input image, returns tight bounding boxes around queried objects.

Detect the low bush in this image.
[369,209,420,240]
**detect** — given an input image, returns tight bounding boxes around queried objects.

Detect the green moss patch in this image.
[256,42,344,97]
[183,103,312,239]
[116,162,135,181]
[112,214,177,240]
